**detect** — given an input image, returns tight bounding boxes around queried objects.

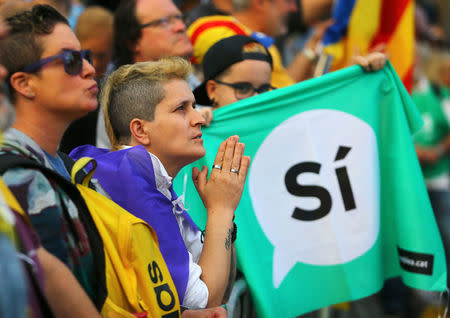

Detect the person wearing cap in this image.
[187,0,334,89]
[194,35,387,125]
[194,35,273,110]
[188,14,294,89]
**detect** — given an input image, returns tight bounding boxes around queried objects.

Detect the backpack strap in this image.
[0,153,107,310]
[71,157,97,186]
[58,151,96,189]
[0,154,91,220]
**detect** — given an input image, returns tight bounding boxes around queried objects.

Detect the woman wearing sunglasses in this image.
[193,35,274,119]
[0,4,101,318]
[194,35,388,125]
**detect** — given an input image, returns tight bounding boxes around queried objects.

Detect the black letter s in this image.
[148,261,163,284]
[285,162,332,221]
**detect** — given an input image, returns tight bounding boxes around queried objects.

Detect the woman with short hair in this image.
[71,57,250,309]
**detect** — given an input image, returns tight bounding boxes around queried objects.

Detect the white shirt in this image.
[96,105,111,149]
[121,146,209,309]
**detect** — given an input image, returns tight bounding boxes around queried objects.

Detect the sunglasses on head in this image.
[20,49,93,75]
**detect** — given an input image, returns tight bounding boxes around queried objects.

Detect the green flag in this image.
[174,62,446,317]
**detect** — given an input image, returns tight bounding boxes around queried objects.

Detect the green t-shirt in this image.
[413,82,450,180]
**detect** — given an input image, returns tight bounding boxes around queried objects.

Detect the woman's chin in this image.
[185,149,206,165]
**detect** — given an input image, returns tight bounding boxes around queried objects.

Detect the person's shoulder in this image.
[2,166,60,216]
[250,31,275,49]
[125,146,157,178]
[0,146,50,191]
[69,144,110,161]
[73,145,154,193]
[0,137,67,217]
[1,129,50,169]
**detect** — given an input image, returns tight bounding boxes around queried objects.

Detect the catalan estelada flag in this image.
[322,0,414,92]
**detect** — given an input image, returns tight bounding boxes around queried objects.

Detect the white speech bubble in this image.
[249,109,380,288]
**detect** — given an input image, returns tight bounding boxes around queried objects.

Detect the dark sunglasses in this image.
[20,49,93,75]
[214,80,275,100]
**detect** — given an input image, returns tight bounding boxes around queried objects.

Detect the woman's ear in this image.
[9,72,35,99]
[129,118,151,146]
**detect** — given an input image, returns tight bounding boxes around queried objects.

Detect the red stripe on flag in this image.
[190,56,198,65]
[370,0,410,48]
[189,20,248,44]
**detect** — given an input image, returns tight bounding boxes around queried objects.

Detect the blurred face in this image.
[144,79,205,175]
[207,59,272,108]
[80,32,112,79]
[0,19,14,132]
[134,0,193,62]
[0,79,15,132]
[30,23,98,122]
[263,0,297,36]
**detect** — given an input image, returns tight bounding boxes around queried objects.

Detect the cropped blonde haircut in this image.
[101,57,193,151]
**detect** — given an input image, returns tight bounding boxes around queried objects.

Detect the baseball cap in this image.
[193,35,273,106]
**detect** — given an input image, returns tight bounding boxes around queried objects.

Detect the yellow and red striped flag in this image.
[322,0,414,92]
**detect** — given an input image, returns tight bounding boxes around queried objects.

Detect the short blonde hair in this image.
[101,57,193,150]
[75,6,113,42]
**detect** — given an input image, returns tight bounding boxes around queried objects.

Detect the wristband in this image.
[302,47,317,61]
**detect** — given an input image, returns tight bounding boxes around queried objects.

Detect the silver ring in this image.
[230,168,239,174]
[212,164,222,170]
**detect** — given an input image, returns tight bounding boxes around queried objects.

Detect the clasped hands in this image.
[192,135,250,217]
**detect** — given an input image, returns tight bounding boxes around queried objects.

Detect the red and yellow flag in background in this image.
[322,0,414,92]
